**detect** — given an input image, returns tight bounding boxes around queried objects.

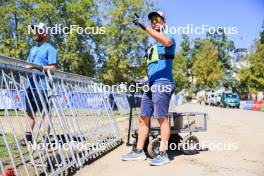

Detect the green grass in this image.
[0,133,28,165]
[0,110,24,117]
[113,108,140,121]
[0,108,140,164]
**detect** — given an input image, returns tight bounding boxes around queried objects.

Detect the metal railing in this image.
[0,55,122,176]
[112,93,130,115]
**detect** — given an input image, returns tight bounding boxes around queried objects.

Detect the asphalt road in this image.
[77,103,264,176]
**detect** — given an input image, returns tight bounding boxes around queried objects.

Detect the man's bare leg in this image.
[25,112,35,131]
[43,114,50,134]
[122,116,149,161]
[148,117,170,166]
[23,112,35,144]
[157,117,170,152]
[136,116,150,150]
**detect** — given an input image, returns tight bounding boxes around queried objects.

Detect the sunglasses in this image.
[151,16,163,23]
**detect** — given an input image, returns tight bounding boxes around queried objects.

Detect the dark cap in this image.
[148,11,165,20]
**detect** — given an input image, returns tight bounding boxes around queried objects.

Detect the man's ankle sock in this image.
[135,148,143,153]
[25,132,32,143]
[160,151,167,156]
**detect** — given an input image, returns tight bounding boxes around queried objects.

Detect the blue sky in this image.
[153,0,264,50]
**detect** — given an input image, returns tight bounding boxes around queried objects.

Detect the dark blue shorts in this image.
[140,80,176,118]
[25,89,49,113]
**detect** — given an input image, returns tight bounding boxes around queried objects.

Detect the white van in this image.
[215,92,222,106]
[205,91,217,106]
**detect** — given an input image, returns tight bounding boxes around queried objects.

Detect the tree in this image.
[238,41,264,93]
[192,40,223,90]
[98,0,154,85]
[181,34,191,57]
[180,34,192,72]
[206,29,235,88]
[260,20,264,44]
[173,51,188,93]
[0,0,99,77]
[0,1,33,58]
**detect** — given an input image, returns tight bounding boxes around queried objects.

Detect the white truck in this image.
[205,90,223,106]
[205,91,216,106]
[215,91,223,106]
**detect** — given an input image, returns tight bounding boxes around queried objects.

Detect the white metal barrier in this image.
[112,93,130,115]
[0,55,122,176]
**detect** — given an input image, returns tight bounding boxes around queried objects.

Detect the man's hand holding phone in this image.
[133,13,146,30]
